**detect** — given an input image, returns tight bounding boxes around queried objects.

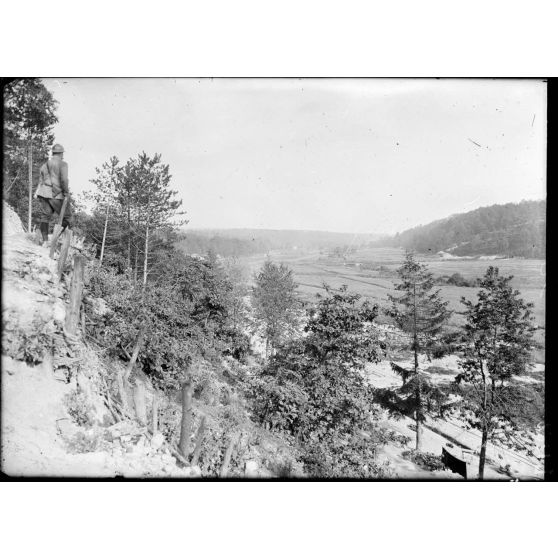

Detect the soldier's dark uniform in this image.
[37,143,72,242]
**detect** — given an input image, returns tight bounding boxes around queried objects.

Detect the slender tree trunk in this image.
[478,424,488,480]
[99,203,109,265]
[133,245,139,284]
[126,194,131,271]
[478,379,489,479]
[143,224,149,288]
[413,283,422,451]
[178,380,194,460]
[27,140,33,232]
[415,409,422,452]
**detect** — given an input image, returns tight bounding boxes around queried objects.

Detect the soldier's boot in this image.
[40,222,49,245]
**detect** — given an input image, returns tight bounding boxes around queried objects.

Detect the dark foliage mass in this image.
[375,200,545,258]
[86,250,251,392]
[3,78,59,227]
[247,285,391,477]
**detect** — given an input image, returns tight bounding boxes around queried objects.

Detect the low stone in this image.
[151,432,165,450]
[189,465,201,477]
[161,453,176,465]
[56,418,77,439]
[244,460,259,477]
[173,465,201,478]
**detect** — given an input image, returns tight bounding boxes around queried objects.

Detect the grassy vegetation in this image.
[238,247,545,363]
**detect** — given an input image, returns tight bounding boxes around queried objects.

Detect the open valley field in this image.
[238,247,546,362]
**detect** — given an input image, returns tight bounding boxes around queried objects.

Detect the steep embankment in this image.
[1,203,300,478]
[2,205,184,476]
[1,204,202,477]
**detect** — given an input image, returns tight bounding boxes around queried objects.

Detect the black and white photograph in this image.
[2,77,547,481]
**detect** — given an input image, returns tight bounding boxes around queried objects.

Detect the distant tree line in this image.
[175,233,271,258]
[373,200,546,258]
[433,272,479,288]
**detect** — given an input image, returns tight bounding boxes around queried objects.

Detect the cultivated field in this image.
[238,246,546,363]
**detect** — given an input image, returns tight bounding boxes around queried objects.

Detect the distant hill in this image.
[176,228,381,258]
[377,200,546,258]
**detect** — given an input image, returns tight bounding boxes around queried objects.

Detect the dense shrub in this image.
[246,285,389,477]
[401,450,445,471]
[85,251,249,392]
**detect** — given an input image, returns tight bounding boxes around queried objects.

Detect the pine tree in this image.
[387,251,452,450]
[87,156,123,265]
[84,152,186,283]
[457,266,537,479]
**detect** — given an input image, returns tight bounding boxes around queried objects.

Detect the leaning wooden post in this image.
[133,380,147,424]
[220,432,239,478]
[27,140,33,233]
[116,370,129,412]
[178,380,194,460]
[57,229,73,280]
[123,324,147,382]
[49,196,69,259]
[190,415,207,467]
[64,254,85,336]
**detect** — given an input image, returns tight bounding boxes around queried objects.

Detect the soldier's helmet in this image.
[52,143,65,154]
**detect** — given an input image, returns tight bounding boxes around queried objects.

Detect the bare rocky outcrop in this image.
[3,201,24,236]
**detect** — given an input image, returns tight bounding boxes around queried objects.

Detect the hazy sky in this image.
[42,78,546,234]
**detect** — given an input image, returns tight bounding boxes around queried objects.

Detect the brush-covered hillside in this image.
[378,200,545,258]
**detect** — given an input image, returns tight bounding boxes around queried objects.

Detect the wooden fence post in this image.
[57,229,73,280]
[123,324,147,382]
[49,196,69,259]
[64,254,85,336]
[133,380,147,424]
[116,370,130,412]
[178,380,194,460]
[220,432,239,478]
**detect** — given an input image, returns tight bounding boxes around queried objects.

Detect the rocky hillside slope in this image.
[1,203,297,478]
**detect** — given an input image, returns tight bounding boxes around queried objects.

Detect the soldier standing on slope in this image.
[37,143,72,244]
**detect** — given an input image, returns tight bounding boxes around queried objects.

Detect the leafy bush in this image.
[246,285,387,477]
[85,252,246,393]
[302,433,392,478]
[2,314,55,365]
[66,428,109,454]
[64,389,95,427]
[401,450,445,471]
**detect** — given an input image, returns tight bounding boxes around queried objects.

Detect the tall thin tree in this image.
[387,251,452,450]
[457,266,537,479]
